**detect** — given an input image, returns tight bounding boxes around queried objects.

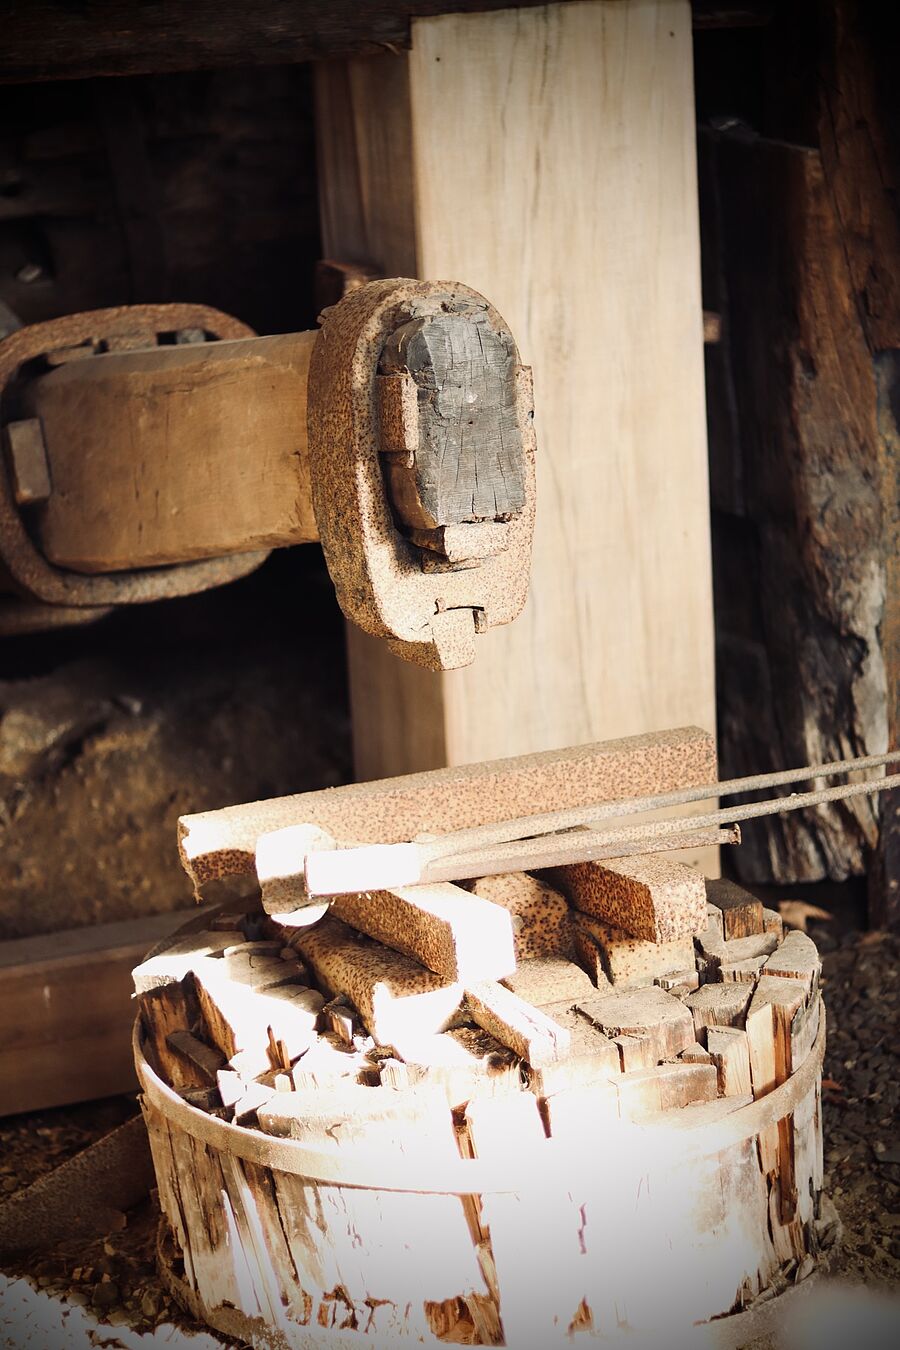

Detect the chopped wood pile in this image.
[136,854,829,1343]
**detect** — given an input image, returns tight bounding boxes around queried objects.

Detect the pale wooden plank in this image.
[0,910,197,1116]
[315,1,717,856]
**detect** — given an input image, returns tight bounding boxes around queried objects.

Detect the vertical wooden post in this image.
[315,2,716,835]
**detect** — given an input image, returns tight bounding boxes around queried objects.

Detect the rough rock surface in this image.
[0,551,350,940]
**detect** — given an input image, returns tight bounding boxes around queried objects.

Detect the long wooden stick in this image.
[303,766,900,897]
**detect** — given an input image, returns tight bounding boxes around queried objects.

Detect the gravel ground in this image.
[0,920,897,1349]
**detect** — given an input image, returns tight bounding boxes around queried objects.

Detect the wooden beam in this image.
[0,909,198,1116]
[314,1,718,865]
[179,726,717,889]
[22,333,318,573]
[0,2,758,83]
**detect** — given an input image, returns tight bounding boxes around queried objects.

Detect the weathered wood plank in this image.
[0,909,196,1116]
[315,1,717,830]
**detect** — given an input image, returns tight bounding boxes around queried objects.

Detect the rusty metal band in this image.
[0,304,268,605]
[135,1002,826,1196]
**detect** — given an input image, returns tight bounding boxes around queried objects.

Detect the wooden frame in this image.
[314,1,718,848]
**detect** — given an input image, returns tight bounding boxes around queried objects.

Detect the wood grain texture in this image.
[0,910,194,1116]
[315,1,717,822]
[25,332,318,574]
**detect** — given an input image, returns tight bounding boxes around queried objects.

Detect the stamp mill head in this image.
[0,279,536,668]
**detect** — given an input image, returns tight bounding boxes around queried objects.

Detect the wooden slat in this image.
[0,910,197,1116]
[315,1,717,874]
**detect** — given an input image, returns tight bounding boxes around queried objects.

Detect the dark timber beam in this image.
[0,2,775,84]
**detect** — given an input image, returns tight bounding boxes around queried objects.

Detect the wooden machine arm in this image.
[0,279,536,669]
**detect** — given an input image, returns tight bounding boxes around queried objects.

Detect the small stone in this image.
[66,1291,90,1308]
[795,1255,815,1283]
[91,1280,119,1309]
[140,1291,160,1319]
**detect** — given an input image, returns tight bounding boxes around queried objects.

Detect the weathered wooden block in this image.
[706,1026,752,1097]
[705,878,765,939]
[684,982,753,1039]
[549,852,707,944]
[612,1062,718,1121]
[501,956,602,1007]
[571,912,695,988]
[576,986,695,1062]
[526,1000,621,1094]
[464,980,570,1067]
[761,931,821,994]
[467,872,573,960]
[292,916,463,1049]
[332,881,516,983]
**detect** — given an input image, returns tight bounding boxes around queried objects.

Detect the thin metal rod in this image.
[420,826,741,885]
[415,750,900,867]
[417,773,900,887]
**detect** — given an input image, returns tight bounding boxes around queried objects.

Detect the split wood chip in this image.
[331,881,516,983]
[223,950,307,989]
[165,1030,226,1084]
[258,1082,459,1159]
[541,1081,619,1143]
[380,1026,522,1107]
[705,878,765,939]
[762,908,784,940]
[684,982,752,1038]
[678,1042,712,1065]
[500,956,601,1007]
[131,929,244,994]
[547,852,706,943]
[571,912,695,988]
[467,872,573,959]
[790,993,821,1072]
[612,1062,718,1122]
[761,931,821,994]
[655,968,700,997]
[194,962,323,1075]
[640,1093,751,1132]
[464,980,570,1067]
[719,955,771,983]
[706,1026,752,1097]
[613,1035,657,1072]
[289,1032,376,1090]
[322,997,357,1045]
[575,986,696,1062]
[292,916,463,1048]
[745,975,808,1099]
[233,1081,278,1127]
[696,929,778,977]
[526,1000,620,1094]
[138,981,204,1089]
[745,975,807,1216]
[216,1068,246,1110]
